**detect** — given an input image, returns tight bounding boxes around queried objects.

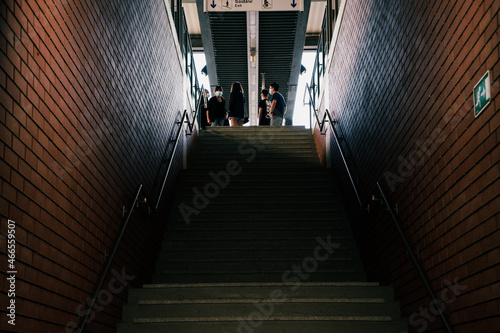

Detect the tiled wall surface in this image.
[1,0,192,332]
[322,0,498,332]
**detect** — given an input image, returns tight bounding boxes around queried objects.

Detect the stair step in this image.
[200,126,308,132]
[136,298,387,304]
[193,148,317,154]
[128,282,392,301]
[195,137,315,143]
[195,144,315,149]
[181,167,331,176]
[171,205,342,214]
[199,128,310,132]
[144,281,379,287]
[198,133,312,140]
[157,248,361,261]
[179,173,333,182]
[122,301,401,322]
[174,195,341,205]
[193,147,318,153]
[177,180,335,188]
[188,163,321,169]
[164,229,353,240]
[168,211,346,223]
[171,202,343,213]
[168,221,350,231]
[171,206,342,213]
[118,320,408,333]
[190,156,320,164]
[176,188,336,197]
[196,136,314,141]
[155,266,363,273]
[178,177,334,183]
[168,215,348,223]
[156,254,364,264]
[161,237,357,250]
[152,271,368,283]
[197,135,313,141]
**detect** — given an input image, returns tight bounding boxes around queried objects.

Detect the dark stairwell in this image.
[118,126,408,332]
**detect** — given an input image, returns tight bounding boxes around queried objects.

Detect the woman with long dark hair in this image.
[228,82,245,126]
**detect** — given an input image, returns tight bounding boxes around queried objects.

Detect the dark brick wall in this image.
[320,0,499,332]
[0,0,194,332]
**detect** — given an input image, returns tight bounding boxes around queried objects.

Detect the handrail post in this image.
[78,184,143,333]
[377,182,453,333]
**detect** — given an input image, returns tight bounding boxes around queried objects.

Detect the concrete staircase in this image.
[118,126,408,332]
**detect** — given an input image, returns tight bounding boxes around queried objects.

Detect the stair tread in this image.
[136,297,387,304]
[118,321,408,333]
[130,315,395,323]
[144,282,379,288]
[129,283,395,301]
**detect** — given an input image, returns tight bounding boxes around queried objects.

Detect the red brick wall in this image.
[0,0,194,332]
[320,0,499,332]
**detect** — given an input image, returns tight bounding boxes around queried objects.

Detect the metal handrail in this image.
[155,85,204,210]
[308,84,451,330]
[305,83,362,207]
[376,182,453,333]
[328,110,362,208]
[308,91,452,330]
[79,88,203,329]
[305,83,329,133]
[154,110,188,211]
[310,105,452,332]
[188,85,205,133]
[79,184,144,332]
[304,81,362,207]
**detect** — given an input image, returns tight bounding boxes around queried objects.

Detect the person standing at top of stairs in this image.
[207,85,227,127]
[228,82,246,126]
[269,82,286,126]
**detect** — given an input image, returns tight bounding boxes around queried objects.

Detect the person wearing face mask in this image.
[207,86,227,126]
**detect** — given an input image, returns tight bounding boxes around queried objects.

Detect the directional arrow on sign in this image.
[206,0,301,11]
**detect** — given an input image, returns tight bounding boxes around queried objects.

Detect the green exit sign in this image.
[473,71,491,118]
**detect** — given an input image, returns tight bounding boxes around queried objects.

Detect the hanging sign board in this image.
[473,71,491,118]
[205,0,303,12]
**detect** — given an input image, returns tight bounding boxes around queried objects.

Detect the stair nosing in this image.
[131,315,394,323]
[137,298,387,305]
[143,282,379,288]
